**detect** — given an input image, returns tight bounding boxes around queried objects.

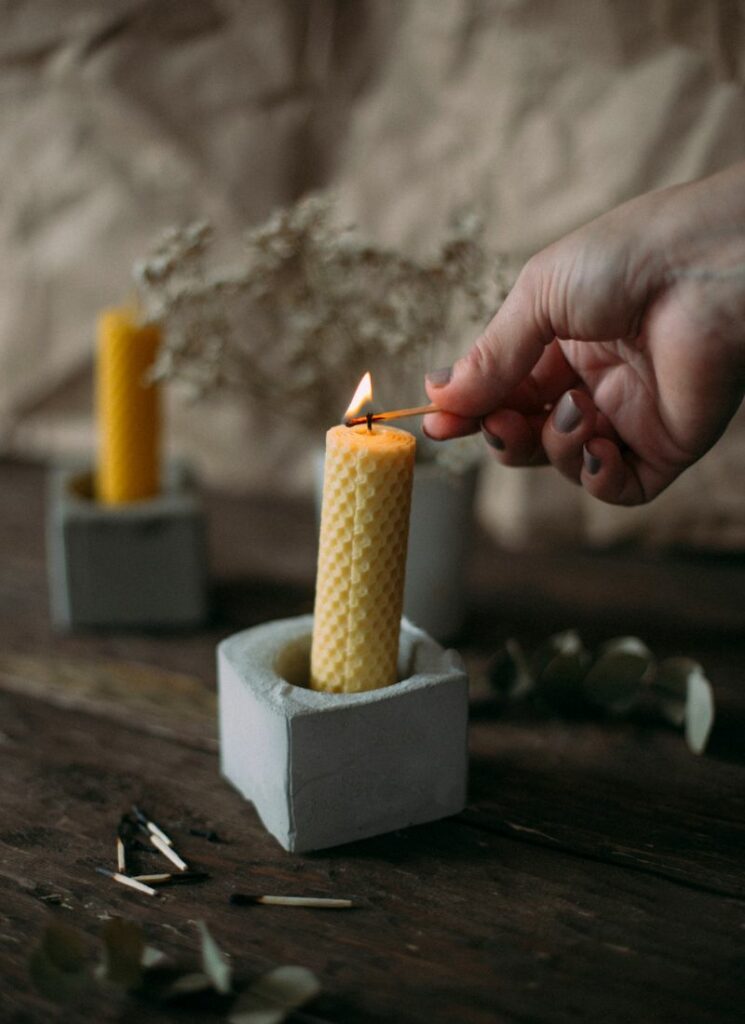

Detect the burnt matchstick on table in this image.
[230,893,355,909]
[132,804,175,847]
[96,866,158,897]
[147,832,189,871]
[116,835,127,874]
[130,805,189,870]
[131,871,210,885]
[105,807,204,898]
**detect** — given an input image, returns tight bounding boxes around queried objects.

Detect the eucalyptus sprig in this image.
[30,917,321,1021]
[489,631,715,754]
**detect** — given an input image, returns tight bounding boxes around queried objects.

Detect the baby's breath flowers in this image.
[134,195,509,468]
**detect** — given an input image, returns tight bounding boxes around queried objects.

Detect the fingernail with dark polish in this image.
[583,445,601,475]
[426,366,452,387]
[554,392,582,433]
[482,427,505,450]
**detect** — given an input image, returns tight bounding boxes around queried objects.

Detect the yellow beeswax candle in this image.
[96,308,161,504]
[310,423,415,693]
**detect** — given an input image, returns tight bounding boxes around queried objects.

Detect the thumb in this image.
[425,258,555,418]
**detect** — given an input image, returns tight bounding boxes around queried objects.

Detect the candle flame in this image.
[344,372,373,420]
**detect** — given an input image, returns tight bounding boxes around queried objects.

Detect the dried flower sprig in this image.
[134,195,510,443]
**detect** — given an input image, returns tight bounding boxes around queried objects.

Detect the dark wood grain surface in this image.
[1,459,744,1024]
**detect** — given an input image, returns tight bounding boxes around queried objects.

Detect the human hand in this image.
[424,162,745,505]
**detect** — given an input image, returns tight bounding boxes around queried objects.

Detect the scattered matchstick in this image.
[132,804,174,846]
[116,835,126,873]
[131,871,209,885]
[230,893,354,909]
[96,867,158,897]
[149,832,189,871]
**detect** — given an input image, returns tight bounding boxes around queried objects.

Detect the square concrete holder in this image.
[218,615,469,853]
[47,462,208,630]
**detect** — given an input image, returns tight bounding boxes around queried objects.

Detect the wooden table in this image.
[2,459,744,1023]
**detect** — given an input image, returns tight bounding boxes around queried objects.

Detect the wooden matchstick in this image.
[344,403,439,427]
[149,833,189,871]
[96,867,158,897]
[116,836,126,873]
[131,871,209,885]
[132,804,174,846]
[230,893,354,909]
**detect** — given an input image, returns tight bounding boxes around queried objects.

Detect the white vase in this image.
[313,452,478,642]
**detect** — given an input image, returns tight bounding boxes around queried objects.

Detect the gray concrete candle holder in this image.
[218,615,469,853]
[47,461,208,630]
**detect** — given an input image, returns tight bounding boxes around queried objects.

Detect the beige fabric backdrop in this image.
[3,0,744,547]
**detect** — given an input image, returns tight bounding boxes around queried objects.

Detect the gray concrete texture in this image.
[47,462,208,629]
[218,615,469,853]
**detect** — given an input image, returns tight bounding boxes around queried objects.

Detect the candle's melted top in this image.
[327,423,415,455]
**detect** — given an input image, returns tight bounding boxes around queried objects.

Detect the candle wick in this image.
[366,412,373,432]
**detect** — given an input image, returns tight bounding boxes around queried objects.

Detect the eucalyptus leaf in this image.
[685,667,715,755]
[196,920,232,995]
[583,636,653,714]
[101,918,144,990]
[228,966,322,1024]
[653,657,696,727]
[40,923,86,973]
[162,971,213,1001]
[530,630,583,680]
[488,638,534,700]
[29,924,89,1003]
[141,945,169,969]
[489,627,716,755]
[535,633,591,710]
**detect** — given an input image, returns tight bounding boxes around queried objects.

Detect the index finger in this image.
[425,261,556,418]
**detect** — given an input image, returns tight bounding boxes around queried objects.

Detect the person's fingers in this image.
[493,341,580,421]
[480,409,549,466]
[580,439,642,504]
[422,410,479,440]
[425,259,555,419]
[518,340,580,411]
[580,438,673,506]
[593,410,621,445]
[541,390,598,481]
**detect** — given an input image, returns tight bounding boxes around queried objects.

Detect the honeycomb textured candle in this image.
[311,424,415,693]
[96,309,161,504]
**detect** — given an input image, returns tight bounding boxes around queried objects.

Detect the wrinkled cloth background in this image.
[3,0,745,547]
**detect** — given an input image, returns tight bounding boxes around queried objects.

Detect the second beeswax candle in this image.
[96,309,161,504]
[310,424,415,693]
